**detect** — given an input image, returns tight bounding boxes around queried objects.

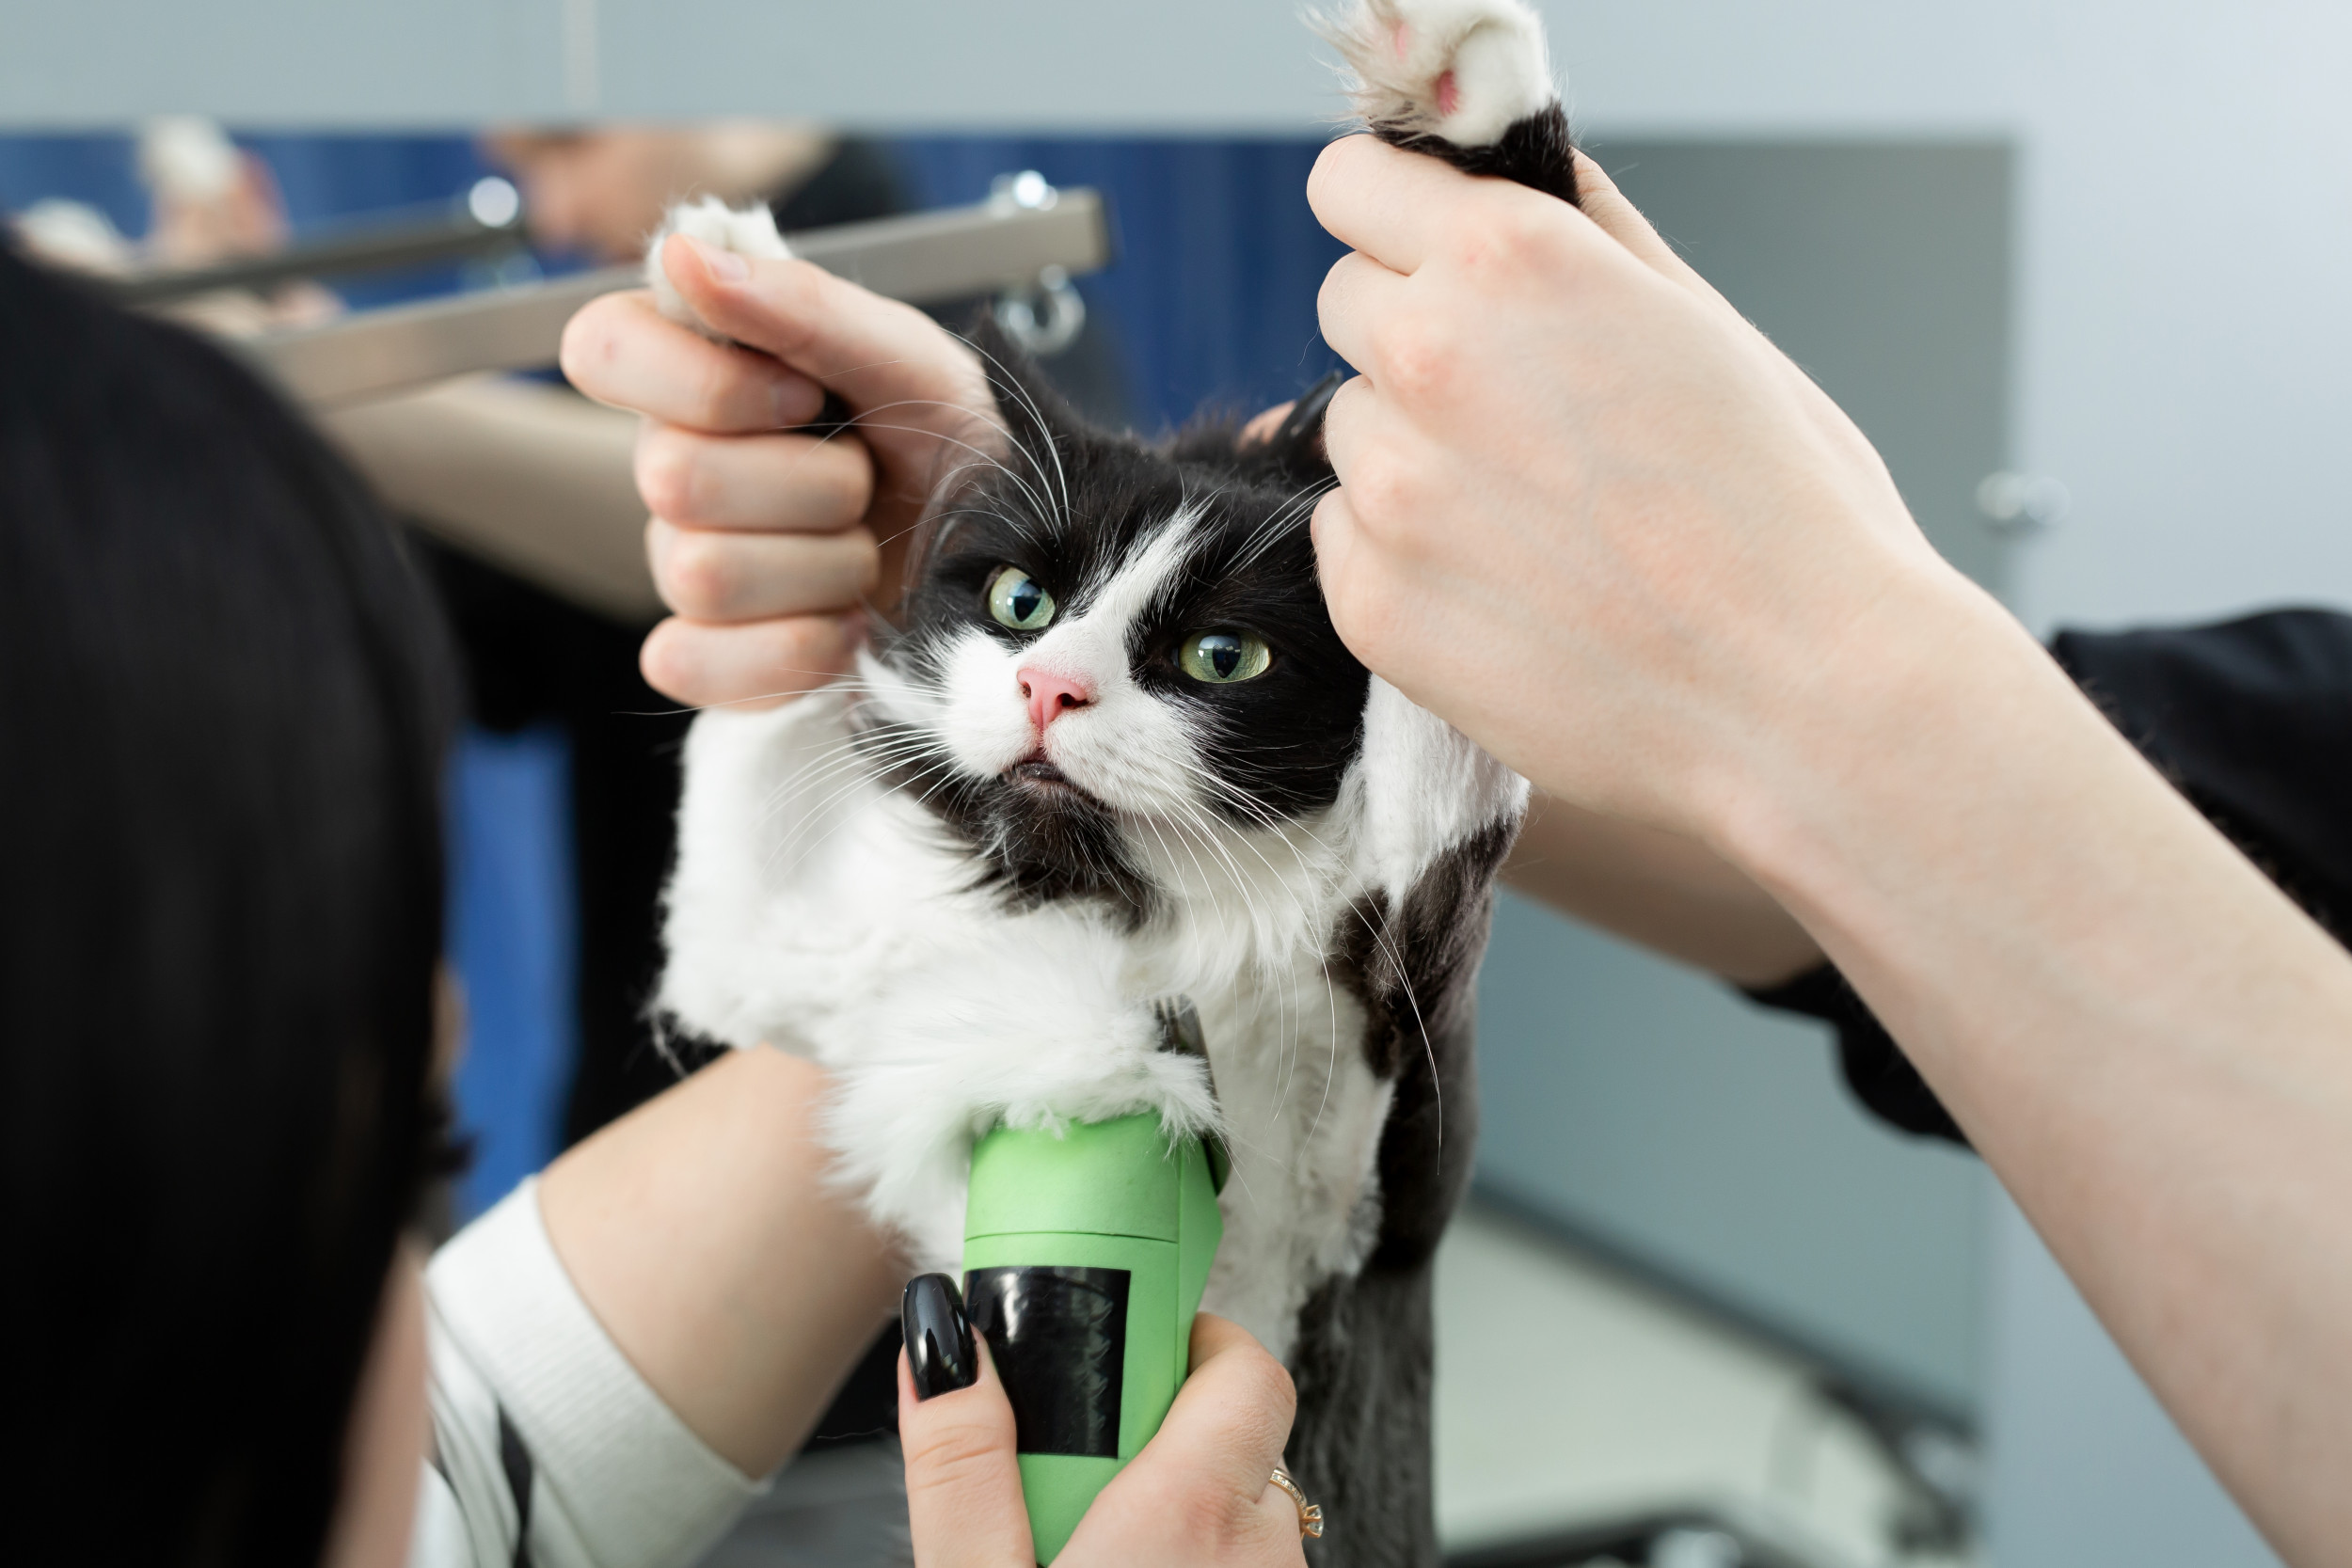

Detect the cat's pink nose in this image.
[1018,667,1094,735]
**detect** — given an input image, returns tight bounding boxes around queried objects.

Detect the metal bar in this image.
[104,200,526,306]
[236,189,1110,410]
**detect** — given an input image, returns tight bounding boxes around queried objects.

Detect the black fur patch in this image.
[1379,101,1581,207]
[860,716,1162,924]
[1287,1263,1440,1568]
[1336,818,1518,1265]
[1285,818,1516,1568]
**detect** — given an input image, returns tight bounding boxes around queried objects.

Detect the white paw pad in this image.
[1318,0,1555,148]
[644,195,793,339]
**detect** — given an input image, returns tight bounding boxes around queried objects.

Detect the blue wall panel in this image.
[888,136,1346,433]
[447,724,578,1217]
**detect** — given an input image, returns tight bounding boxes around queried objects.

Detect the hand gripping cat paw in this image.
[1316,0,1579,203]
[644,194,795,339]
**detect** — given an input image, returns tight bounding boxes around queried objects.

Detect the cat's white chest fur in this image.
[660,687,1399,1357]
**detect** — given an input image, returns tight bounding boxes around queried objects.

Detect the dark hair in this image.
[0,247,453,1564]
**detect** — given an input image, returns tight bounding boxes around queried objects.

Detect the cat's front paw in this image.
[644,195,793,339]
[1318,0,1556,148]
[818,973,1225,1266]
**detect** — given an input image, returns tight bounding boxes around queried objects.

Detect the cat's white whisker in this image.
[952,332,1076,531]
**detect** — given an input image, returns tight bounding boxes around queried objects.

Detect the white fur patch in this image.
[1344,677,1530,903]
[1317,0,1557,147]
[644,195,792,339]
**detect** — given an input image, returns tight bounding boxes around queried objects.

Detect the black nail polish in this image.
[902,1273,976,1401]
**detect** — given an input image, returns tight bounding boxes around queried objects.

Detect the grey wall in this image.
[1596,137,2014,596]
[0,1,1336,127]
[1476,895,1990,1414]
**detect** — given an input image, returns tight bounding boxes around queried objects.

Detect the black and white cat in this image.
[654,3,1579,1560]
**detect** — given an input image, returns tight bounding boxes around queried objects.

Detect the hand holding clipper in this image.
[898,1291,1315,1568]
[899,1000,1235,1562]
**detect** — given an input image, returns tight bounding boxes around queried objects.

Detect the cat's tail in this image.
[642,195,794,339]
[1313,0,1581,206]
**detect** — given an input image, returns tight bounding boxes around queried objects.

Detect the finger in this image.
[658,236,994,428]
[638,613,861,711]
[563,290,826,432]
[1562,150,1855,439]
[1307,133,1491,275]
[1313,372,1380,490]
[1313,250,1410,381]
[1311,483,1359,596]
[1319,387,1444,578]
[1565,151,1690,281]
[1151,1314,1297,1507]
[1067,1315,1303,1565]
[635,423,875,533]
[1311,485,1386,673]
[898,1340,1033,1568]
[646,517,880,623]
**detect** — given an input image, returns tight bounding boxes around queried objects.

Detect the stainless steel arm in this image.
[240,187,1110,409]
[104,197,528,307]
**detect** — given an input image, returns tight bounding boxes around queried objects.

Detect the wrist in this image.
[1695,560,2054,943]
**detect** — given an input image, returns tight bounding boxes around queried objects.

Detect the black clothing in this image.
[1747,962,1970,1143]
[765,137,910,234]
[1752,607,2352,1146]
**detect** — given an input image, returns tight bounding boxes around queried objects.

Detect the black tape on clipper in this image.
[963,1265,1131,1458]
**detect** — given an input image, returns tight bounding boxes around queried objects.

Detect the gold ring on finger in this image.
[1268,1466,1325,1540]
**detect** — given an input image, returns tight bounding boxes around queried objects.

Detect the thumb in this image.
[1570,151,1804,365]
[899,1336,1034,1568]
[1058,1314,1302,1565]
[657,233,996,448]
[1568,151,1728,308]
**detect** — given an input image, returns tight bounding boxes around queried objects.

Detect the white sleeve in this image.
[406,1180,767,1568]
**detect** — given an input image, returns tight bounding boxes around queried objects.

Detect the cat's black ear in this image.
[1253,369,1345,484]
[1265,370,1344,466]
[967,309,1088,464]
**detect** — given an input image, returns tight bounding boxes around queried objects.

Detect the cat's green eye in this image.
[1178,629,1272,685]
[987,566,1056,632]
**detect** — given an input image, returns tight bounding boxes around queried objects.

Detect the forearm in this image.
[537,1047,903,1477]
[320,375,661,623]
[1503,794,1821,985]
[1724,571,2352,1566]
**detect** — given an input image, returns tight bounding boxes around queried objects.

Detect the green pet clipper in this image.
[961,1005,1228,1563]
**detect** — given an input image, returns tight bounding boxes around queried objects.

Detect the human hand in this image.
[560,235,997,709]
[898,1282,1307,1568]
[1308,135,1977,841]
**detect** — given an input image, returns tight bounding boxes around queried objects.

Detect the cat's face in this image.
[865,363,1368,912]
